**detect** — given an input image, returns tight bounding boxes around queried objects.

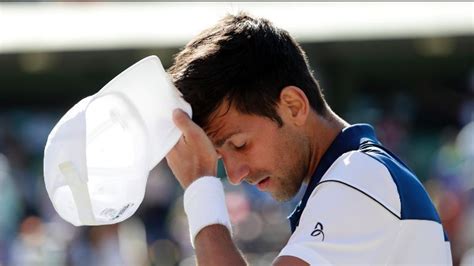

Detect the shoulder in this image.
[277,151,450,264]
[275,152,404,264]
[314,150,401,218]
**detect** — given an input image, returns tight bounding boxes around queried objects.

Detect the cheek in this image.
[246,145,272,171]
[273,129,305,172]
[252,133,290,170]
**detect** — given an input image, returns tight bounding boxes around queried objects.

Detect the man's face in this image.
[205,104,310,202]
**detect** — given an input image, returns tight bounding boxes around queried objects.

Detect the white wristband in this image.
[183,176,232,248]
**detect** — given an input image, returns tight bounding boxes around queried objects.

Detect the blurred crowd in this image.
[0,85,473,266]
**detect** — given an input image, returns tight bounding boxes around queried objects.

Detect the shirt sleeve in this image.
[278,180,400,265]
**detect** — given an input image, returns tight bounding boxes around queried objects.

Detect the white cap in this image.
[44,56,191,226]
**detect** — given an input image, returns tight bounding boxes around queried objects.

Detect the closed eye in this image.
[233,143,246,151]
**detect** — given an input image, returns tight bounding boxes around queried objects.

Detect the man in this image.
[165,13,452,265]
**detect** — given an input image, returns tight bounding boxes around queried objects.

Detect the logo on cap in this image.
[100,203,134,221]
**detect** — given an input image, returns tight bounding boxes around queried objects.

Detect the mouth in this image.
[256,176,270,191]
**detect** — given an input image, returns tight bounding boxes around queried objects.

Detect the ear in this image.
[278,86,310,126]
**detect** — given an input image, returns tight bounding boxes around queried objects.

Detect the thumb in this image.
[172,109,197,137]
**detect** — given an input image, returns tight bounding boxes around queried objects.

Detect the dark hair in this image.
[168,12,328,129]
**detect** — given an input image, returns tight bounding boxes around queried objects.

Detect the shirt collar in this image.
[288,123,380,232]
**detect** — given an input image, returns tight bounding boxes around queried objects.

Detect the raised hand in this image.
[166,109,219,188]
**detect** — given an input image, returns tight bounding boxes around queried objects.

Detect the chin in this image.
[269,176,304,202]
[270,189,299,202]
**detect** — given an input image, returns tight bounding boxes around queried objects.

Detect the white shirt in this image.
[279,125,452,265]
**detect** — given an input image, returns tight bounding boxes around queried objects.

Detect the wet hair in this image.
[168,12,328,129]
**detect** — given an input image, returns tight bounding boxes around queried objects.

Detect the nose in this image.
[221,155,249,185]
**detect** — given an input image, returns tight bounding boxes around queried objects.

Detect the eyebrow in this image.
[214,129,242,148]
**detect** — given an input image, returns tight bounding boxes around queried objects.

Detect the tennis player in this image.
[165,13,452,265]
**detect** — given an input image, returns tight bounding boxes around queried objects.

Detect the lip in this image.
[256,177,270,191]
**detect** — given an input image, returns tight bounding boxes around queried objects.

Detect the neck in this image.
[304,109,349,183]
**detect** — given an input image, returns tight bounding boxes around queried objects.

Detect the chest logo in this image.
[311,222,325,241]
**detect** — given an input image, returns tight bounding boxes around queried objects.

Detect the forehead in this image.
[205,103,270,145]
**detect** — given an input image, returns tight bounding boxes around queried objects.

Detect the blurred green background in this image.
[0,2,473,266]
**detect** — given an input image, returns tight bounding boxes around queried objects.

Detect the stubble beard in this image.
[271,176,303,202]
[270,133,310,202]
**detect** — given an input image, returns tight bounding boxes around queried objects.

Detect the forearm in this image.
[195,224,247,266]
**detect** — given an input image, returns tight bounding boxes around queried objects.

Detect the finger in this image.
[172,109,200,138]
[172,108,190,130]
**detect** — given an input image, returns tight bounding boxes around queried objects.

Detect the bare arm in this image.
[193,224,309,266]
[194,225,247,266]
[273,256,309,266]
